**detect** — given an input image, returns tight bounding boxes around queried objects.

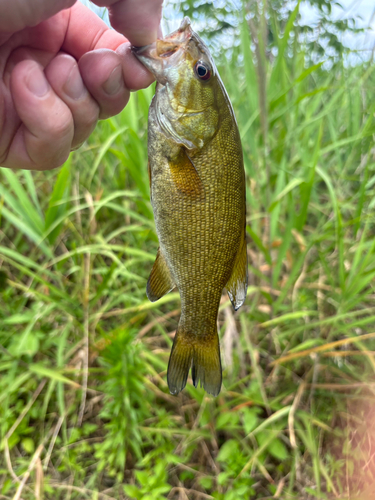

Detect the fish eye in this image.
[194,61,211,81]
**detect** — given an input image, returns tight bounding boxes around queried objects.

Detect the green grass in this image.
[1,5,375,500]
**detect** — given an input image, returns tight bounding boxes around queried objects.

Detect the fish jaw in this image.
[131,43,166,83]
[131,17,193,84]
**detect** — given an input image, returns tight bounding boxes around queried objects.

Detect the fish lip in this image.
[131,42,180,84]
[131,17,193,78]
[131,43,157,64]
[132,42,169,85]
[131,44,154,56]
[131,17,192,58]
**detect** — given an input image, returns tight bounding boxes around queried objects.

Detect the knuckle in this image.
[98,91,130,120]
[80,105,99,129]
[47,109,73,141]
[0,151,8,166]
[71,104,99,144]
[39,148,70,170]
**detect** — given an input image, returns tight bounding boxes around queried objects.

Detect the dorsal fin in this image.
[226,234,248,311]
[146,248,175,302]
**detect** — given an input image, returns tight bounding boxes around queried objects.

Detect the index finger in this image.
[62,2,127,59]
[62,2,154,94]
[93,0,163,46]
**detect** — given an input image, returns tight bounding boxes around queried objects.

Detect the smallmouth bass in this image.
[133,17,247,396]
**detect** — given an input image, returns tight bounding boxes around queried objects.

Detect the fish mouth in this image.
[131,17,192,81]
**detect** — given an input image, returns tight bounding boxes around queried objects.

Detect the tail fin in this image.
[167,328,222,397]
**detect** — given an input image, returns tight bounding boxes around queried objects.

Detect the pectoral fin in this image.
[226,235,248,311]
[170,148,204,197]
[146,248,175,302]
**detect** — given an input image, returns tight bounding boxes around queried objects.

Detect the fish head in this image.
[132,17,221,150]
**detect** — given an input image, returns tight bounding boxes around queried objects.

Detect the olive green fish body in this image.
[133,18,247,396]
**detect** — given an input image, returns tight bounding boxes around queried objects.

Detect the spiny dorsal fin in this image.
[146,248,175,302]
[226,235,248,311]
[169,148,204,197]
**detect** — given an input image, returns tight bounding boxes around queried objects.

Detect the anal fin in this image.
[146,248,175,302]
[226,234,248,311]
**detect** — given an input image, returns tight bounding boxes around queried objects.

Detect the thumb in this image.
[0,0,76,34]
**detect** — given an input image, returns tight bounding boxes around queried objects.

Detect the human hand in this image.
[0,0,162,170]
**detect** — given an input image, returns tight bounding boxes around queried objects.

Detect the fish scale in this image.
[133,17,247,396]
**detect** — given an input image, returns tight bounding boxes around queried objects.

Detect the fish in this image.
[132,17,247,396]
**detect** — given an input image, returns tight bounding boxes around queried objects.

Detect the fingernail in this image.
[64,63,86,100]
[102,65,123,95]
[26,65,49,97]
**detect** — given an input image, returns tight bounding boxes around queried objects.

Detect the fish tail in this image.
[168,326,222,397]
[191,334,222,396]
